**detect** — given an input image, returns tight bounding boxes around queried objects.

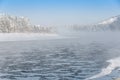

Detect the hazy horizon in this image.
[0,0,120,26]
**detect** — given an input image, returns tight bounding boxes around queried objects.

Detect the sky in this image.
[0,0,120,26]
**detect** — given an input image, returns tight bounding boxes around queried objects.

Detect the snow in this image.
[86,57,120,80]
[98,17,118,25]
[0,14,55,33]
[0,33,58,41]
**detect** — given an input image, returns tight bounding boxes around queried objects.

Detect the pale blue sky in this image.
[0,0,120,26]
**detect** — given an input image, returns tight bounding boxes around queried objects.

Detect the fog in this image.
[0,31,120,80]
[0,31,120,43]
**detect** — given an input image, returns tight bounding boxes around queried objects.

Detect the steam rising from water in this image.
[1,32,120,80]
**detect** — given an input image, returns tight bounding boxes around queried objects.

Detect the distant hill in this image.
[69,15,120,31]
[0,14,55,33]
[1,14,120,33]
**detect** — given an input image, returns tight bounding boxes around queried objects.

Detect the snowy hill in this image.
[96,15,120,31]
[1,14,120,33]
[98,16,118,25]
[70,15,120,31]
[0,14,55,33]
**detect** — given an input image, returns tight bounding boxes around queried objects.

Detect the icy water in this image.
[0,34,120,80]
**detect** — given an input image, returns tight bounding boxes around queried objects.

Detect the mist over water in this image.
[0,32,120,80]
[0,0,120,79]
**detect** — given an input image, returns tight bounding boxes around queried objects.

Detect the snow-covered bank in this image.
[0,33,58,41]
[86,57,120,80]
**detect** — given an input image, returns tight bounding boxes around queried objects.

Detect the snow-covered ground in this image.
[0,33,59,41]
[86,57,120,80]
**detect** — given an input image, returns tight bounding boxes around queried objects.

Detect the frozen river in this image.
[0,32,120,80]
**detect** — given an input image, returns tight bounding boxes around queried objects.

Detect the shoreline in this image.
[0,33,58,42]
